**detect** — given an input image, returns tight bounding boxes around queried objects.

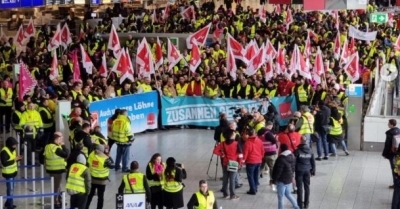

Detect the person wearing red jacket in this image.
[277,124,301,153]
[213,129,242,200]
[186,73,205,96]
[242,126,265,195]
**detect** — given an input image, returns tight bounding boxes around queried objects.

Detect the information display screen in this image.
[0,0,20,9]
[91,0,100,4]
[21,0,43,7]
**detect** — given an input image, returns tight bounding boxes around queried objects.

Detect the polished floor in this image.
[0,129,394,209]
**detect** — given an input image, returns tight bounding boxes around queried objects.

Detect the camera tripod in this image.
[206,142,219,181]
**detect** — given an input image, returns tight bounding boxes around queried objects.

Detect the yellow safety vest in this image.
[235,84,251,97]
[88,152,109,179]
[147,162,166,187]
[176,83,188,96]
[111,115,132,143]
[191,80,206,94]
[66,163,87,193]
[205,86,219,97]
[44,143,66,171]
[71,90,82,100]
[329,117,343,136]
[1,147,17,175]
[123,172,146,193]
[195,191,215,209]
[38,107,54,128]
[13,110,22,130]
[299,112,314,135]
[141,84,152,93]
[295,85,309,102]
[0,88,13,107]
[249,120,266,133]
[163,169,183,193]
[265,88,277,98]
[253,86,264,98]
[91,134,107,145]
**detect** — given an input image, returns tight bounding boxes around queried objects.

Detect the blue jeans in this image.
[303,133,311,148]
[115,144,131,171]
[222,166,237,197]
[316,131,329,157]
[246,163,260,193]
[5,177,15,208]
[331,140,348,155]
[276,182,300,209]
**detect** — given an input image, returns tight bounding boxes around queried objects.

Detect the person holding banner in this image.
[1,137,21,209]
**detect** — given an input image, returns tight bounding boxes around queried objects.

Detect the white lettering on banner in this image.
[166,107,218,123]
[128,113,145,121]
[134,102,154,110]
[99,102,154,118]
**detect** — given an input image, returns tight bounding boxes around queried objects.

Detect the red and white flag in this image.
[60,23,72,49]
[189,43,201,73]
[71,50,81,82]
[259,6,267,23]
[186,23,212,49]
[331,11,340,30]
[80,44,93,74]
[349,37,356,54]
[265,39,277,61]
[264,59,274,82]
[14,25,25,47]
[313,47,324,84]
[343,52,360,83]
[213,23,224,43]
[334,32,341,60]
[167,38,183,71]
[112,49,128,76]
[244,40,257,63]
[18,61,37,101]
[246,45,265,76]
[98,53,108,78]
[136,38,154,77]
[107,24,121,57]
[121,48,135,83]
[227,33,245,60]
[154,37,164,71]
[181,6,195,20]
[24,17,36,40]
[226,46,237,80]
[286,8,293,30]
[296,45,311,80]
[340,39,350,65]
[49,50,59,81]
[275,42,286,75]
[163,3,170,20]
[48,24,61,52]
[304,34,312,58]
[274,4,281,15]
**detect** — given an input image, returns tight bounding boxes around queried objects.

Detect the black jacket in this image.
[315,105,331,132]
[0,137,19,178]
[294,144,316,175]
[74,130,93,152]
[383,127,400,159]
[271,151,295,184]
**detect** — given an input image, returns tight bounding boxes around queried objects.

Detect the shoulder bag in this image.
[223,143,239,172]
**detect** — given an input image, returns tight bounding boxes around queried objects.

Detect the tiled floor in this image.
[0,129,394,209]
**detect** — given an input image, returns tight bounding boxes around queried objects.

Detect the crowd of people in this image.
[0,0,399,208]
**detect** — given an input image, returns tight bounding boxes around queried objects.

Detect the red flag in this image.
[181,6,195,20]
[19,62,37,101]
[72,51,81,82]
[343,52,360,83]
[244,40,257,63]
[286,8,293,30]
[107,24,121,56]
[98,53,108,78]
[313,47,324,84]
[189,44,201,73]
[48,24,61,52]
[213,23,224,43]
[120,49,134,84]
[24,17,36,40]
[14,25,25,47]
[275,42,286,75]
[80,44,93,74]
[60,23,72,49]
[163,3,170,20]
[297,46,311,80]
[265,39,277,61]
[155,37,164,71]
[246,46,265,76]
[167,38,183,71]
[186,23,212,49]
[49,50,59,81]
[340,39,350,65]
[259,6,267,23]
[227,33,245,60]
[349,37,356,54]
[264,59,274,82]
[136,38,154,76]
[227,46,237,80]
[112,48,129,76]
[334,32,341,60]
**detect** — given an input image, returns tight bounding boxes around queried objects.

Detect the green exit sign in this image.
[370,13,388,23]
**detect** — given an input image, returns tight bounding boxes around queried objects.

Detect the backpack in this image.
[392,134,400,152]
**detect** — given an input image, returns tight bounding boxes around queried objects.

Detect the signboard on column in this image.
[116,193,146,209]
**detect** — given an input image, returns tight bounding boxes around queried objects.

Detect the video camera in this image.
[229,107,242,118]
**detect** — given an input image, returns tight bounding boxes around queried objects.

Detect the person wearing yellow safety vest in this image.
[38,98,55,146]
[44,132,69,208]
[1,137,21,209]
[73,123,94,158]
[91,126,108,146]
[86,145,115,209]
[311,84,327,106]
[19,102,43,165]
[204,79,221,99]
[163,78,178,98]
[292,77,313,108]
[176,76,189,96]
[232,79,253,99]
[11,101,25,138]
[70,81,83,101]
[187,74,205,96]
[249,110,266,133]
[111,109,134,172]
[137,77,153,93]
[146,153,166,209]
[118,161,151,202]
[116,82,133,96]
[0,80,13,133]
[327,113,350,157]
[66,153,91,209]
[162,157,186,209]
[295,106,315,148]
[187,180,218,209]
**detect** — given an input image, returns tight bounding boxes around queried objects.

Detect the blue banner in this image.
[0,0,20,8]
[89,91,159,136]
[21,0,43,7]
[161,95,297,127]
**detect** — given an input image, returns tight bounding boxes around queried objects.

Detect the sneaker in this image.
[323,156,329,160]
[315,157,322,161]
[230,196,240,200]
[345,151,350,156]
[272,184,277,192]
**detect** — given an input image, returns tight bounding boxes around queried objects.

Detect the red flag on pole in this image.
[19,62,37,101]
